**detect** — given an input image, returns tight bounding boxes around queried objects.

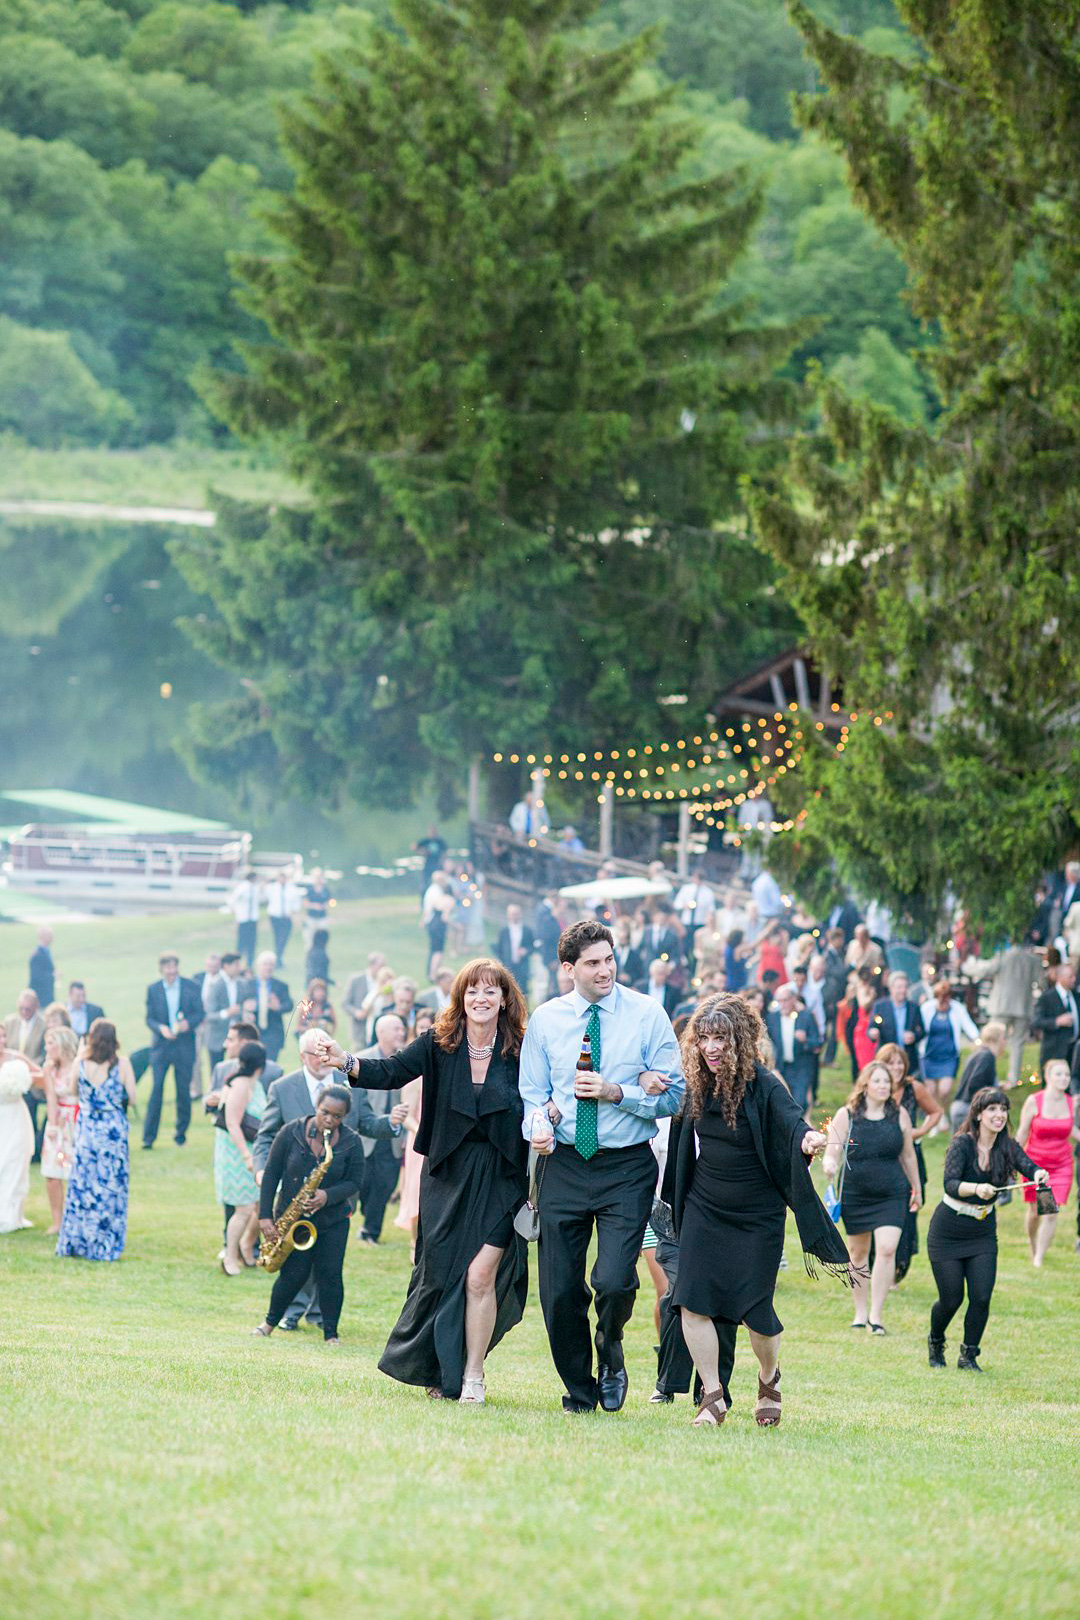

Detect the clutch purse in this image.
[513,1149,546,1242]
[649,1196,675,1243]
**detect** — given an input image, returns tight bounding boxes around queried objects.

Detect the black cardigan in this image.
[941,1132,1040,1205]
[348,1028,527,1181]
[259,1118,364,1229]
[661,1063,851,1280]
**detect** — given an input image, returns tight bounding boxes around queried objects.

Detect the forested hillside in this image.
[0,0,923,452]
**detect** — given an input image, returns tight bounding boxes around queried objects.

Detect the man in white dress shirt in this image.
[229,871,264,966]
[266,870,303,963]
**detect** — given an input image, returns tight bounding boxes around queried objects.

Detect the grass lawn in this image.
[0,441,308,511]
[2,900,1078,1620]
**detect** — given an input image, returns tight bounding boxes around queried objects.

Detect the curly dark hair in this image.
[681,993,762,1126]
[557,919,614,964]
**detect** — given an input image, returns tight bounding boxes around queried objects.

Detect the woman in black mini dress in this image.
[665,996,849,1429]
[822,1059,921,1336]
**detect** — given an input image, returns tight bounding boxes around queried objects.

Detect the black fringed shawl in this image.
[661,1062,852,1283]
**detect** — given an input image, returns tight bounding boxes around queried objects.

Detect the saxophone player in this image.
[253,1087,365,1346]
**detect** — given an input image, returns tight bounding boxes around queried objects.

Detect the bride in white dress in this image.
[0,1058,36,1232]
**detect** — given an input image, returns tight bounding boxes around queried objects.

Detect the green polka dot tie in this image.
[576,1004,601,1161]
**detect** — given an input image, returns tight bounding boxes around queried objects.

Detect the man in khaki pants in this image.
[964,944,1044,1087]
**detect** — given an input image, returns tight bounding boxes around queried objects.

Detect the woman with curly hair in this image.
[663,994,849,1430]
[821,1060,922,1335]
[310,958,529,1405]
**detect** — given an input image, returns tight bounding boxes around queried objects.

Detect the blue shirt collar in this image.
[571,985,619,1018]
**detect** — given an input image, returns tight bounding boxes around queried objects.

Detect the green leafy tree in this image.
[750,0,1080,936]
[182,0,799,810]
[0,318,132,444]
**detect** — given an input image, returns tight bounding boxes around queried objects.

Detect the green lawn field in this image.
[2,901,1078,1620]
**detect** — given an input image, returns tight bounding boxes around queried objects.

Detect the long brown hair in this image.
[87,1018,119,1066]
[434,958,527,1057]
[846,1060,902,1117]
[681,993,761,1126]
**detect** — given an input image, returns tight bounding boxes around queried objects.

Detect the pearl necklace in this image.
[467,1037,495,1061]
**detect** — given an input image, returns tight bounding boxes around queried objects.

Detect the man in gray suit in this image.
[352,1013,413,1245]
[201,952,245,1071]
[253,1027,405,1326]
[965,944,1045,1088]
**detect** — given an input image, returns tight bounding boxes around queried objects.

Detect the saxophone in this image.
[258,1128,334,1273]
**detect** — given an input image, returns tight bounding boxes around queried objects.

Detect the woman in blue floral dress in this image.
[57,1021,136,1263]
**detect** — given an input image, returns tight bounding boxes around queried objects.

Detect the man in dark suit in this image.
[635,960,681,1018]
[821,898,860,945]
[534,894,562,991]
[143,952,204,1148]
[1049,862,1080,940]
[868,971,921,1069]
[239,950,292,1061]
[765,984,821,1113]
[1031,963,1080,1073]
[28,926,55,1006]
[640,906,682,968]
[253,1028,403,1326]
[495,903,536,983]
[65,981,105,1039]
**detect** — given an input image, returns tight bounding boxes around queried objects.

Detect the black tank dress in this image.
[670,1096,787,1334]
[840,1111,908,1234]
[894,1082,927,1280]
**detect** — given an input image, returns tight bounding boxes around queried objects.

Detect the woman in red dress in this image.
[1017,1059,1079,1267]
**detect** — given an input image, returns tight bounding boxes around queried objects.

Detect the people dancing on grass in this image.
[312,960,530,1406]
[926,1087,1049,1372]
[1016,1060,1078,1268]
[663,995,847,1430]
[821,1060,922,1336]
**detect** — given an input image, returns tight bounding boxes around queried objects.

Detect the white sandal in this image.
[459,1376,486,1405]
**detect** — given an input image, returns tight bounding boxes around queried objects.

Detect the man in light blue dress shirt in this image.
[519,919,684,1413]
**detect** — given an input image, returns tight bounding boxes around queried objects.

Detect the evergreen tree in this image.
[182,0,799,810]
[750,1,1080,934]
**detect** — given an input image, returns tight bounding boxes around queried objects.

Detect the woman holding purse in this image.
[214,1040,267,1274]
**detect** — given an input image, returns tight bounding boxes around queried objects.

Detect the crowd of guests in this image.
[2,854,1077,1414]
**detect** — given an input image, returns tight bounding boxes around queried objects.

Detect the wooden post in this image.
[598,785,614,858]
[677,801,691,878]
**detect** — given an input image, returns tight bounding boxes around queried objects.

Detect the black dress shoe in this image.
[561,1395,596,1414]
[597,1362,628,1412]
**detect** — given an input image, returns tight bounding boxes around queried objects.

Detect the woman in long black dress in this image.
[878,1042,942,1283]
[664,995,849,1429]
[311,959,529,1404]
[822,1059,921,1335]
[926,1086,1049,1372]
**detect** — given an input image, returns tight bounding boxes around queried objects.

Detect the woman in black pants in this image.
[253,1086,364,1346]
[927,1087,1049,1372]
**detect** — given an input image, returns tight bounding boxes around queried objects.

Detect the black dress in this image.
[894,1082,927,1281]
[669,1096,788,1334]
[840,1111,908,1235]
[348,1031,528,1400]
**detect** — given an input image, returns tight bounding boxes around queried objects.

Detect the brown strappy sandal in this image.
[754,1366,781,1427]
[691,1388,728,1428]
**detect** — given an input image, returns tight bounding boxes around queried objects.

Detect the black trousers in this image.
[537,1140,656,1409]
[143,1042,195,1145]
[360,1139,400,1241]
[929,1248,997,1347]
[654,1235,695,1397]
[266,1220,349,1339]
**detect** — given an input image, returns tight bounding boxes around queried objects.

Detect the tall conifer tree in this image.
[750,1,1080,933]
[179,0,798,808]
